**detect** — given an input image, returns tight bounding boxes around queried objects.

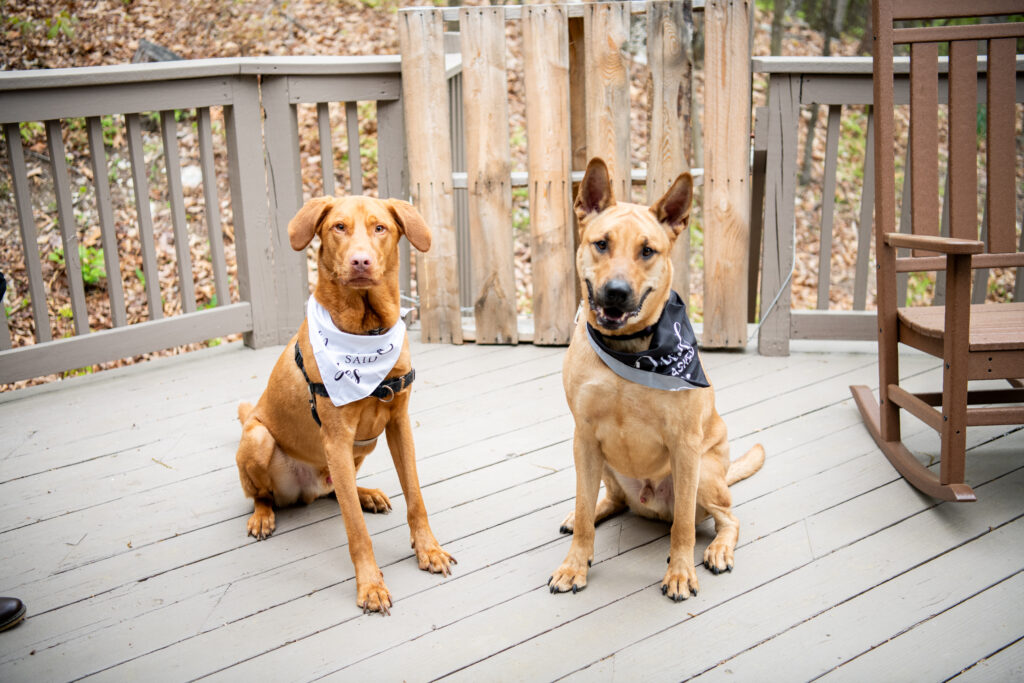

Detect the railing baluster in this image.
[317,101,336,197]
[125,112,163,320]
[3,123,51,342]
[196,107,230,307]
[86,115,127,328]
[160,109,196,313]
[817,104,841,310]
[853,108,874,311]
[345,101,363,196]
[45,119,89,335]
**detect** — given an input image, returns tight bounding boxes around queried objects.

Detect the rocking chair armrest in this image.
[884,233,985,255]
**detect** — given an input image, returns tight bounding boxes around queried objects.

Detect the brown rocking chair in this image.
[850,0,1024,502]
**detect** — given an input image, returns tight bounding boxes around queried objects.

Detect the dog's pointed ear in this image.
[574,157,616,223]
[387,199,432,252]
[650,171,693,242]
[288,197,334,251]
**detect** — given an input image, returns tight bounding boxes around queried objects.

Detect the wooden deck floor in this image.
[1,333,1022,682]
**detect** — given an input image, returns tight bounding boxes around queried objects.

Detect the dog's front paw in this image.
[412,536,456,576]
[661,561,700,601]
[356,575,393,615]
[703,540,735,575]
[246,505,275,540]
[559,510,575,534]
[358,487,392,514]
[548,561,589,594]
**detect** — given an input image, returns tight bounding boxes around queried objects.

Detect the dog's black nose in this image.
[599,279,633,307]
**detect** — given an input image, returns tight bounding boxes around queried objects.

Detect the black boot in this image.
[0,598,26,632]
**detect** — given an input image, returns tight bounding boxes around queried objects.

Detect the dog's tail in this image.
[237,401,255,426]
[726,444,765,486]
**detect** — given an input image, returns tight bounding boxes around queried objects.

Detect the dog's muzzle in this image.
[587,279,649,331]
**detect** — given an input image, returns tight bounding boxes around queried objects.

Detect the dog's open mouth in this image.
[586,281,651,331]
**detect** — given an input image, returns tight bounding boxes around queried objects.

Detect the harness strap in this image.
[294,344,415,433]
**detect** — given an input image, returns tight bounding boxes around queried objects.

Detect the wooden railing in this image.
[753,55,1024,356]
[0,57,409,384]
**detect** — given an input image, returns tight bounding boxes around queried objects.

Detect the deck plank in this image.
[0,332,1021,681]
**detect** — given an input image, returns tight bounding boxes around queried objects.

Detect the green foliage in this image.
[49,245,107,286]
[200,294,218,310]
[905,272,934,306]
[511,187,530,234]
[44,10,77,39]
[135,267,146,288]
[19,121,44,144]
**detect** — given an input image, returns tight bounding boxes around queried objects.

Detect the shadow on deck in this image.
[0,335,1021,681]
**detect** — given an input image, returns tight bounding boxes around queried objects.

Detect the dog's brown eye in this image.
[641,245,656,259]
[593,240,608,253]
[333,223,345,233]
[374,224,387,234]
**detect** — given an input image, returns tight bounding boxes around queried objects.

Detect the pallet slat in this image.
[459,7,518,345]
[523,4,576,346]
[583,1,631,200]
[647,0,694,303]
[702,0,752,347]
[399,9,463,344]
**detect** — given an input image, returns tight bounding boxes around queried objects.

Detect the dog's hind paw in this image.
[558,510,575,535]
[358,487,392,514]
[703,541,735,575]
[246,506,275,540]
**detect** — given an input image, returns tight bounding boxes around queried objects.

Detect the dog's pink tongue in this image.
[326,476,332,484]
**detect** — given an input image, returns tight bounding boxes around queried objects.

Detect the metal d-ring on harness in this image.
[293,344,416,446]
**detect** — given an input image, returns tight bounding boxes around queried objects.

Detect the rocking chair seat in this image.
[898,302,1024,352]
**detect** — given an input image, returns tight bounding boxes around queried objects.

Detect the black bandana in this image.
[586,291,709,391]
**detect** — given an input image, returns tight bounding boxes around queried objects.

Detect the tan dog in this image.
[549,158,764,601]
[235,195,454,615]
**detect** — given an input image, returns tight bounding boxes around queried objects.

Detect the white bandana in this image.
[306,296,406,406]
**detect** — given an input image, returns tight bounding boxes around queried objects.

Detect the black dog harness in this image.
[294,343,416,436]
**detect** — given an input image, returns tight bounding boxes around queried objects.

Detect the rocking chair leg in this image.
[850,385,977,502]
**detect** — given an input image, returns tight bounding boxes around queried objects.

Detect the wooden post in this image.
[459,7,518,345]
[524,4,576,345]
[259,75,308,342]
[399,9,463,344]
[703,0,752,348]
[646,0,694,304]
[583,1,631,201]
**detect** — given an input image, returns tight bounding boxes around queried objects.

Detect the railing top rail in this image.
[0,55,402,92]
[753,54,1024,75]
[399,0,706,22]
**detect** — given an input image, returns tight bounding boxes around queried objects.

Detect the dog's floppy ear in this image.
[574,157,616,223]
[650,171,693,242]
[387,199,432,252]
[288,197,334,251]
